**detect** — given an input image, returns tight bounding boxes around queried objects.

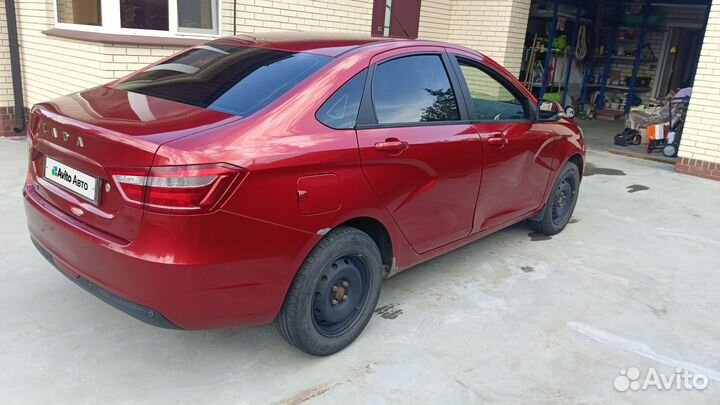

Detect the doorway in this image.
[657,27,703,96]
[371,0,421,38]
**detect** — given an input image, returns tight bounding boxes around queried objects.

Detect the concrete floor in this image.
[1,137,719,404]
[578,118,677,164]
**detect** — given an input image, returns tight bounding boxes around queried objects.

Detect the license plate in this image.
[44,157,100,204]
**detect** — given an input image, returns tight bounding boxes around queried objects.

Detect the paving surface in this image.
[1,137,719,404]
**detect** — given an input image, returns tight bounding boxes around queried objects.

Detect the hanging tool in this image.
[576,25,587,60]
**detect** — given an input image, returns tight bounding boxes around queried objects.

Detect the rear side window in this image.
[115,45,331,117]
[372,54,460,124]
[316,70,367,129]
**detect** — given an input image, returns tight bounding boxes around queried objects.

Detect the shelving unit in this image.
[523,0,590,105]
[530,10,593,25]
[589,0,656,115]
[593,56,657,63]
[523,0,659,116]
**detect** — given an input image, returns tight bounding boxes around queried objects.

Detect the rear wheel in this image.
[276,227,383,356]
[528,161,580,235]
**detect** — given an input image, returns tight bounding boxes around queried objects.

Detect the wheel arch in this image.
[567,153,585,179]
[337,217,395,277]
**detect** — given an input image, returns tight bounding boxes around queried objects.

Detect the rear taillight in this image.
[110,163,245,213]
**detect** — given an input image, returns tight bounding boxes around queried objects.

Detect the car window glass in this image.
[373,54,460,124]
[458,61,527,121]
[115,45,331,117]
[316,70,367,129]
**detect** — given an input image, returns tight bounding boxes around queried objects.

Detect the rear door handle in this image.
[374,138,409,152]
[487,134,508,146]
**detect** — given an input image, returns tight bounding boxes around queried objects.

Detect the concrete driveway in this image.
[1,137,719,405]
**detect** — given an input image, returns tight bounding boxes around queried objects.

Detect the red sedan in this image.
[24,33,585,356]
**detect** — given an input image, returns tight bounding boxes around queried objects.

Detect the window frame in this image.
[448,54,534,124]
[54,0,221,38]
[356,51,472,129]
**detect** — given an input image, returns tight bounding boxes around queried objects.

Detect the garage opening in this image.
[520,0,711,163]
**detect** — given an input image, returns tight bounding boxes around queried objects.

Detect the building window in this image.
[120,0,169,31]
[55,0,219,37]
[178,0,216,33]
[57,0,102,26]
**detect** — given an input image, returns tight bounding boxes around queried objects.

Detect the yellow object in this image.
[670,46,677,54]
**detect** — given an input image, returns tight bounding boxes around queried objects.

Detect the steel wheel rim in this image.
[312,254,370,337]
[551,175,576,226]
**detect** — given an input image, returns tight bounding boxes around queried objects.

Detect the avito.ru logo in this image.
[614,367,709,392]
[52,166,72,183]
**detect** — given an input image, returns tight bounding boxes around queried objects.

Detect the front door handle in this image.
[374,138,409,152]
[487,135,508,146]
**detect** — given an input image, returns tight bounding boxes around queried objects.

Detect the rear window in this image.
[115,45,332,117]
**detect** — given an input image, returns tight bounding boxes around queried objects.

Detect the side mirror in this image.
[537,99,561,121]
[537,99,576,121]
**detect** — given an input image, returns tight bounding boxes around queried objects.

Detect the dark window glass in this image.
[373,55,460,124]
[57,0,102,26]
[178,0,216,33]
[316,70,367,129]
[458,60,527,121]
[115,45,331,117]
[121,0,169,31]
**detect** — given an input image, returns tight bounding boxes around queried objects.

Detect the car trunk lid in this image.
[28,86,237,243]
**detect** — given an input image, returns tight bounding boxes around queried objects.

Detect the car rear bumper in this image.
[31,238,180,329]
[24,184,318,330]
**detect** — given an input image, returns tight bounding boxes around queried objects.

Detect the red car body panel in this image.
[24,34,585,330]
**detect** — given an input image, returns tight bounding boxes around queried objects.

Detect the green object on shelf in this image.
[544,93,561,103]
[621,14,661,27]
[553,35,568,51]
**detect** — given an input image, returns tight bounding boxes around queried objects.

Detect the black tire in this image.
[275,226,383,356]
[528,161,580,235]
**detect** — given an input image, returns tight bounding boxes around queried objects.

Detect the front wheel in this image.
[275,227,383,356]
[528,161,581,235]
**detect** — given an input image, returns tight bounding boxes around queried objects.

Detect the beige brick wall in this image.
[7,0,534,108]
[15,0,184,106]
[448,0,530,76]
[16,0,377,106]
[678,0,720,164]
[220,0,372,35]
[418,0,452,41]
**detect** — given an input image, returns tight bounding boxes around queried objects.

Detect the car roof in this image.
[206,32,454,58]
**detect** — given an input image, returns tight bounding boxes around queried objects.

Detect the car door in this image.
[448,52,556,232]
[356,47,483,254]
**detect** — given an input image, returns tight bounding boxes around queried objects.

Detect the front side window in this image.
[373,55,460,124]
[457,60,528,121]
[316,70,368,129]
[56,0,219,36]
[115,45,332,117]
